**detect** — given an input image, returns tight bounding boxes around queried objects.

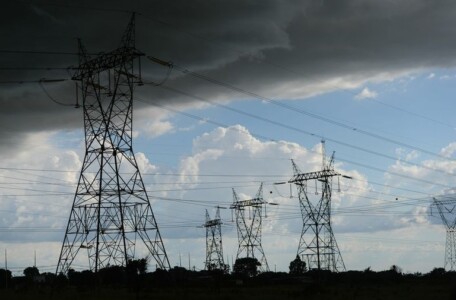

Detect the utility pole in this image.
[203,207,226,271]
[231,183,270,272]
[56,13,170,274]
[288,141,348,272]
[4,249,7,289]
[431,196,456,270]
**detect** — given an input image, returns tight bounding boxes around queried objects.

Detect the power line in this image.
[137,102,454,197]
[0,174,429,205]
[0,78,68,85]
[165,62,454,162]
[0,50,79,56]
[0,67,74,71]
[24,1,133,14]
[38,80,76,107]
[0,159,444,199]
[137,14,455,131]
[0,27,451,164]
[370,98,455,129]
[336,157,450,189]
[2,59,443,181]
[138,85,456,192]
[0,7,452,142]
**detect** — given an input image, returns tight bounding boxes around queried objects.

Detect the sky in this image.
[1,0,456,275]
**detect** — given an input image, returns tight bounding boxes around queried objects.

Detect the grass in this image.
[1,279,455,300]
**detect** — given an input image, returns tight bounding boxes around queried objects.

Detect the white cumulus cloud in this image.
[355,87,378,100]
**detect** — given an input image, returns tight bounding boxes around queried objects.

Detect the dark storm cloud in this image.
[1,0,456,152]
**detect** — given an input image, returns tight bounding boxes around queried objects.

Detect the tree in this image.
[207,263,230,274]
[98,265,125,285]
[389,264,402,274]
[126,258,148,288]
[233,257,261,277]
[289,255,307,275]
[23,266,39,278]
[127,258,148,276]
[428,267,445,277]
[0,269,12,288]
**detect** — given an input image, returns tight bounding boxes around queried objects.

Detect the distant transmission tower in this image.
[431,196,456,271]
[203,207,226,271]
[56,14,170,274]
[288,141,348,272]
[231,183,270,272]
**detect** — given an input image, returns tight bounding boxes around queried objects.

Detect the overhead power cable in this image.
[25,1,133,14]
[0,166,431,202]
[142,83,456,181]
[137,97,454,194]
[38,80,76,107]
[138,14,455,130]
[136,96,275,143]
[0,67,75,71]
[0,78,68,85]
[371,98,455,129]
[161,61,453,163]
[0,49,79,56]
[336,157,450,188]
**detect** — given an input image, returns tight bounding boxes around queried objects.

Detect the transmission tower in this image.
[203,207,227,272]
[431,196,456,270]
[56,14,170,274]
[288,141,347,272]
[230,183,270,272]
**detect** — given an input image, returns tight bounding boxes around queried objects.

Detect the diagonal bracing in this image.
[288,141,346,272]
[231,183,269,272]
[56,14,170,274]
[432,196,456,271]
[204,207,227,272]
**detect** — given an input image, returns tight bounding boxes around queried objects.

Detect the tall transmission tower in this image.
[203,207,227,272]
[431,196,456,270]
[56,14,170,274]
[230,183,270,272]
[288,141,347,272]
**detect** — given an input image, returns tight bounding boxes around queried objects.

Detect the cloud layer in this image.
[3,0,456,151]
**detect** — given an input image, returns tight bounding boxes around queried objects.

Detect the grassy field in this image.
[1,279,455,300]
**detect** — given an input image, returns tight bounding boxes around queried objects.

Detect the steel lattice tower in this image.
[432,196,456,271]
[203,207,226,271]
[230,183,269,272]
[288,141,346,272]
[56,14,170,274]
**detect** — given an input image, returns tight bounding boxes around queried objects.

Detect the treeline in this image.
[0,263,455,291]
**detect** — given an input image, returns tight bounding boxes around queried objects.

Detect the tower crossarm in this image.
[72,47,144,81]
[230,198,264,209]
[289,169,340,184]
[433,197,456,229]
[204,219,222,227]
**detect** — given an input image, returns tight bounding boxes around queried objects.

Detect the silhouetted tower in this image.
[288,141,347,272]
[203,207,226,271]
[56,14,170,274]
[432,196,456,271]
[230,183,269,272]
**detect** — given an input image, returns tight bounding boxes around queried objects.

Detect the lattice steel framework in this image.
[203,207,226,271]
[432,196,456,271]
[230,184,269,272]
[288,141,346,272]
[56,14,170,274]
